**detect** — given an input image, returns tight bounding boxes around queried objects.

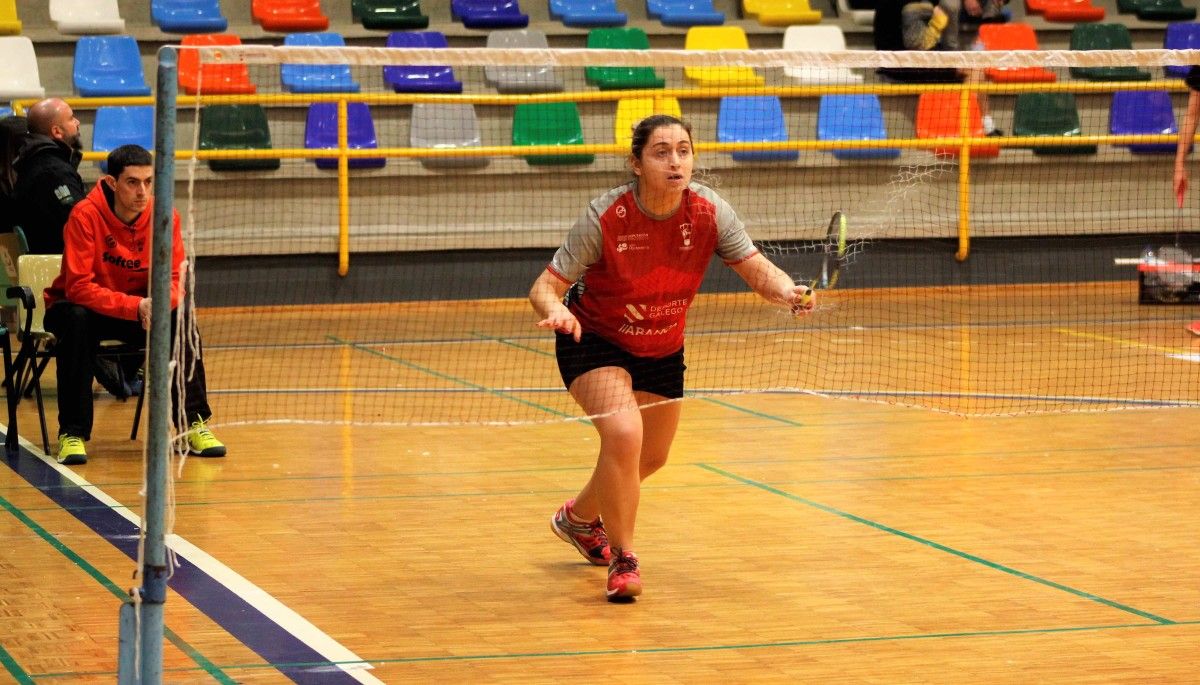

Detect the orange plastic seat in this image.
[178,34,256,95]
[1026,0,1104,21]
[915,92,1000,158]
[978,23,1056,83]
[252,0,329,32]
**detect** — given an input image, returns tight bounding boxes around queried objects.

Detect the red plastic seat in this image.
[252,0,329,32]
[978,23,1056,83]
[178,34,256,95]
[915,92,1000,158]
[1026,0,1104,21]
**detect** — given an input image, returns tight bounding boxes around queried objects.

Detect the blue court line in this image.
[1,437,364,685]
[698,464,1176,625]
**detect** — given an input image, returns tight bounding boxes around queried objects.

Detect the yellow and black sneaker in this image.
[56,434,88,465]
[186,418,226,457]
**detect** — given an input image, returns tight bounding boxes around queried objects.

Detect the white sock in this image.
[982,115,996,133]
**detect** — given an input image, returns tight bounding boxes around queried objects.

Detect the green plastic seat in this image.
[584,28,665,90]
[351,0,429,29]
[512,102,594,166]
[1013,93,1097,155]
[1069,24,1151,81]
[199,105,281,172]
[1136,0,1196,20]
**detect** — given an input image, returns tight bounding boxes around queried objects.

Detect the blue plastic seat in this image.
[1111,90,1177,154]
[73,35,151,97]
[646,0,725,25]
[550,0,627,26]
[305,102,386,169]
[281,32,359,93]
[383,31,463,93]
[451,0,529,28]
[717,96,797,162]
[1165,23,1200,77]
[151,0,228,33]
[0,106,12,118]
[817,94,900,160]
[93,106,154,173]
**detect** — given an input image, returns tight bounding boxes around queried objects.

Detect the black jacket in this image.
[13,134,85,255]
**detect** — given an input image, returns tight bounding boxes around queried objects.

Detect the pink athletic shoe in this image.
[550,499,611,566]
[606,549,642,601]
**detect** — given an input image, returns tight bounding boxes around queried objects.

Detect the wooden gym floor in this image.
[1,283,1198,683]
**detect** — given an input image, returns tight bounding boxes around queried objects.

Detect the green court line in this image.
[0,495,234,684]
[697,464,1176,625]
[0,642,34,684]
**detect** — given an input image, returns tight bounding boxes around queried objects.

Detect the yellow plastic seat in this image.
[743,0,822,25]
[683,27,764,87]
[614,97,682,148]
[0,0,22,34]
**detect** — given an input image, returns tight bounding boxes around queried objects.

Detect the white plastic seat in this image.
[484,30,564,94]
[782,26,863,84]
[837,0,874,25]
[50,0,126,34]
[0,37,45,99]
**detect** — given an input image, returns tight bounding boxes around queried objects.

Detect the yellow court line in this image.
[1055,328,1196,357]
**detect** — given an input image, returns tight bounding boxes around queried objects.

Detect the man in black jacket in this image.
[14,98,85,255]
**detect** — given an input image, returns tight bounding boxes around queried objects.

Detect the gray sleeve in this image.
[548,203,603,283]
[712,193,757,264]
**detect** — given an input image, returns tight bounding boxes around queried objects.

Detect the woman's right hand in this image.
[1175,167,1189,209]
[535,306,582,342]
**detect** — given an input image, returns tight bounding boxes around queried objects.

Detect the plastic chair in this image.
[513,102,595,165]
[0,106,12,118]
[977,23,1056,83]
[1026,0,1105,22]
[684,27,764,87]
[151,0,228,33]
[73,36,151,97]
[178,34,257,95]
[0,0,20,34]
[782,26,863,84]
[485,30,564,93]
[50,0,125,33]
[452,0,530,28]
[200,105,282,171]
[252,0,330,32]
[352,0,429,29]
[1012,93,1095,155]
[1165,23,1200,77]
[817,94,900,160]
[1070,24,1151,81]
[646,0,725,25]
[1120,0,1195,19]
[717,96,798,163]
[281,33,360,93]
[915,92,1000,158]
[743,0,821,25]
[305,102,385,170]
[383,31,462,93]
[1111,90,1177,153]
[93,106,155,173]
[410,104,490,169]
[0,38,45,100]
[551,0,627,26]
[585,28,665,90]
[838,0,875,24]
[614,97,682,147]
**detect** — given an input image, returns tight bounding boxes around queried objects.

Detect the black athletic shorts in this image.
[555,332,686,399]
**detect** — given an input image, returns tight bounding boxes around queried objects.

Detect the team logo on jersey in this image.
[54,185,74,205]
[616,205,627,218]
[104,235,117,249]
[623,303,647,323]
[679,223,693,250]
[617,242,628,252]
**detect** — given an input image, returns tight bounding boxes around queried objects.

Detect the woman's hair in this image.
[0,115,28,195]
[629,114,693,161]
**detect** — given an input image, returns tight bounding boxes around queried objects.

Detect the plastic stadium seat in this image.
[410,104,490,169]
[614,97,682,147]
[838,0,875,24]
[281,32,359,93]
[0,106,11,118]
[647,0,725,25]
[452,0,530,28]
[306,102,385,170]
[1070,24,1151,81]
[817,94,900,160]
[684,27,764,87]
[383,31,462,93]
[0,38,45,100]
[1165,23,1200,77]
[1012,93,1096,155]
[512,102,595,165]
[915,92,1000,158]
[0,0,20,34]
[1027,0,1105,22]
[977,23,1055,83]
[200,105,281,171]
[1121,0,1194,18]
[743,0,821,25]
[73,36,151,97]
[93,106,154,173]
[551,0,627,26]
[352,0,429,29]
[782,26,863,84]
[585,28,665,90]
[152,0,228,33]
[1111,90,1177,153]
[717,96,798,163]
[50,0,125,33]
[179,34,256,95]
[485,30,564,93]
[253,0,330,32]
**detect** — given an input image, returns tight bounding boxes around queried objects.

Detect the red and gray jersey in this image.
[547,181,758,358]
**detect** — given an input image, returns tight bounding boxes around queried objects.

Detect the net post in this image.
[956,87,971,262]
[337,98,350,277]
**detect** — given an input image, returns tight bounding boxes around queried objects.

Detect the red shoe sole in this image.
[1188,322,1200,337]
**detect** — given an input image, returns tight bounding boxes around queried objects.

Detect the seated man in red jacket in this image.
[43,144,225,465]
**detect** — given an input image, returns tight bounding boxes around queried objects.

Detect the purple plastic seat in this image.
[383,31,463,93]
[1111,90,1177,154]
[451,0,529,28]
[305,102,386,169]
